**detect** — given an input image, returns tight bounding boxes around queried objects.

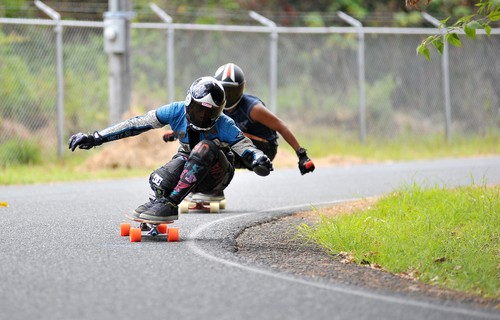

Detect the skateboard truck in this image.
[179,193,226,214]
[120,217,179,242]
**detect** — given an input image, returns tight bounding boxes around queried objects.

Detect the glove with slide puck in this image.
[252,155,273,176]
[68,131,103,151]
[296,147,315,175]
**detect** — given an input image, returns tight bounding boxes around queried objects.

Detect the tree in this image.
[409,0,500,60]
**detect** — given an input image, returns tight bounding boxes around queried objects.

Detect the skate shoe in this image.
[134,196,156,214]
[139,198,179,222]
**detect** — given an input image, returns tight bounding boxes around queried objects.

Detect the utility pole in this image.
[104,0,134,124]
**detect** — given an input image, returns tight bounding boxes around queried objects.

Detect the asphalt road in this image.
[1,157,499,320]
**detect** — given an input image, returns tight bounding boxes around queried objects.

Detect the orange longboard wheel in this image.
[130,228,142,242]
[120,223,131,236]
[157,224,168,234]
[167,227,179,242]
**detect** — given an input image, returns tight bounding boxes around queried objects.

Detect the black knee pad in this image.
[149,156,186,196]
[189,139,219,166]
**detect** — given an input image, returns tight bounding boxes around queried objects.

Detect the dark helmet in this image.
[214,63,245,111]
[185,76,226,131]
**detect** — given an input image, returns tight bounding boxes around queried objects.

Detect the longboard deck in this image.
[124,213,176,225]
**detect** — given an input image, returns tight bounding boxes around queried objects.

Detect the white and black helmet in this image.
[214,63,245,111]
[185,76,226,131]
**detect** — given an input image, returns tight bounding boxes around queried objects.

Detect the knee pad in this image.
[189,139,218,165]
[149,156,186,196]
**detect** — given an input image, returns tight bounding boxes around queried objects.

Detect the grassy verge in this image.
[0,154,154,185]
[0,164,153,185]
[294,130,499,161]
[1,131,498,185]
[298,183,500,299]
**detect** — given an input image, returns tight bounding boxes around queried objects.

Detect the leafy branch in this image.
[414,0,500,60]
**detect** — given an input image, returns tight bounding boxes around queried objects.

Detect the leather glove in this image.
[252,155,273,176]
[68,132,103,151]
[296,148,315,175]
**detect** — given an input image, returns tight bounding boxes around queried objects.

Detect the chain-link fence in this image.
[1,16,499,165]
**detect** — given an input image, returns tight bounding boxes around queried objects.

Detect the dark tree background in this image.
[0,0,480,26]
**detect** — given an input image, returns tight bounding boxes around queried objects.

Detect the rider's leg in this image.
[139,140,229,221]
[133,154,187,215]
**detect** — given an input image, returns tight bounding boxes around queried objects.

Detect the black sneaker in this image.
[134,196,156,214]
[139,199,179,222]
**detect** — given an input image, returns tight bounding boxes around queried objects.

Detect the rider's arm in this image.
[249,102,315,175]
[249,103,301,152]
[221,116,272,176]
[97,110,163,143]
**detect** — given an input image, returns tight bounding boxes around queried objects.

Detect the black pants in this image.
[149,140,234,204]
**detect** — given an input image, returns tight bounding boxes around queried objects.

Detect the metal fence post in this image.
[422,12,452,143]
[338,12,366,144]
[34,0,64,158]
[104,0,134,125]
[150,3,174,102]
[249,11,278,114]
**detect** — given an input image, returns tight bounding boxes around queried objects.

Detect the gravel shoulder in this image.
[235,199,500,311]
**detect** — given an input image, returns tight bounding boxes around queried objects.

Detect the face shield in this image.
[221,82,245,110]
[185,77,226,131]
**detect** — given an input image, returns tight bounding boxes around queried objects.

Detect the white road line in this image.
[187,200,500,320]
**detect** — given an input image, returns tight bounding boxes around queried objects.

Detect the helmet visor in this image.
[187,102,221,130]
[222,83,244,109]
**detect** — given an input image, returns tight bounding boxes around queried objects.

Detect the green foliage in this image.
[0,28,60,129]
[327,0,367,17]
[0,31,37,120]
[1,0,490,27]
[299,184,500,298]
[393,11,423,27]
[366,75,397,119]
[0,0,32,18]
[0,139,41,166]
[304,12,325,27]
[277,72,397,134]
[417,0,499,60]
[63,33,109,133]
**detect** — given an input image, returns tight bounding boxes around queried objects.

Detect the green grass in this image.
[0,132,498,185]
[0,139,42,166]
[0,163,153,185]
[0,154,154,185]
[292,129,499,161]
[298,183,500,299]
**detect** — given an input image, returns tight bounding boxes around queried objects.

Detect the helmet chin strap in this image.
[188,122,212,132]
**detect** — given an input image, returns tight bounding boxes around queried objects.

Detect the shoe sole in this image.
[126,212,142,220]
[138,213,179,222]
[190,195,225,201]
